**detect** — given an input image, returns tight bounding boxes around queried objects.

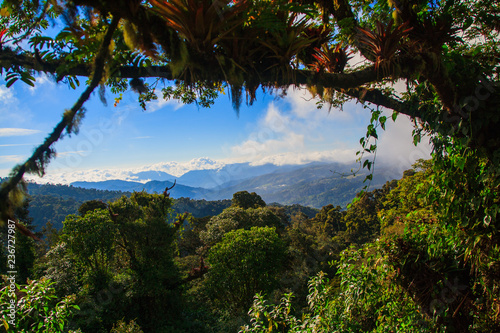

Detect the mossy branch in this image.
[0,15,121,224]
[342,87,420,118]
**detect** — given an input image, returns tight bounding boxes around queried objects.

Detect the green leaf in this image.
[456,157,465,171]
[413,133,421,146]
[348,196,361,208]
[379,116,387,130]
[6,77,18,87]
[5,72,17,80]
[363,160,372,170]
[370,110,381,122]
[20,77,35,87]
[392,111,398,122]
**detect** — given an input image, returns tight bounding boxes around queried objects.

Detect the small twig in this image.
[453,290,470,318]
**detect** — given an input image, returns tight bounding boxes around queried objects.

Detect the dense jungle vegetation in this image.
[2,160,500,331]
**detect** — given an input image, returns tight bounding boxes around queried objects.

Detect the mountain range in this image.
[71,161,399,208]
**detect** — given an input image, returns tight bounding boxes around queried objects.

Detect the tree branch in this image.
[0,48,394,89]
[342,87,422,119]
[0,15,121,223]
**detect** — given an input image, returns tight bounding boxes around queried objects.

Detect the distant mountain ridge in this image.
[71,179,205,198]
[13,158,402,231]
[176,162,306,188]
[71,179,144,192]
[201,163,389,208]
[69,161,399,208]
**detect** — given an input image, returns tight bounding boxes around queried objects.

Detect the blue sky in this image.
[0,73,432,183]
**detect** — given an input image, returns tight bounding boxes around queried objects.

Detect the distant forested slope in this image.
[27,182,131,201]
[23,182,130,230]
[16,182,317,231]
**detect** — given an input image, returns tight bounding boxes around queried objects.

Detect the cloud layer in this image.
[0,128,41,137]
[230,88,357,164]
[26,157,226,184]
[229,87,431,169]
[21,86,432,185]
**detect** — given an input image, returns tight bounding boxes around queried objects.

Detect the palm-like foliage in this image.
[410,16,456,53]
[358,19,412,73]
[298,25,332,66]
[257,14,317,81]
[149,0,249,54]
[309,43,351,73]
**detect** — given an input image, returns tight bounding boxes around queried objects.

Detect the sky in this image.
[0,73,432,184]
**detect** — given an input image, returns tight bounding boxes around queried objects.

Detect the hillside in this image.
[204,163,388,207]
[68,162,399,208]
[22,183,318,231]
[71,179,205,198]
[14,162,399,231]
[176,162,304,188]
[24,183,130,230]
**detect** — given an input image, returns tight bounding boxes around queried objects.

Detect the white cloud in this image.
[347,50,370,69]
[144,157,225,177]
[28,167,134,184]
[0,85,23,123]
[0,128,41,137]
[22,129,429,185]
[0,155,25,164]
[0,168,13,176]
[228,84,432,176]
[232,132,305,158]
[28,74,55,95]
[230,100,309,160]
[145,96,184,113]
[229,88,359,164]
[0,143,35,147]
[285,86,352,121]
[263,103,290,133]
[0,85,15,104]
[55,151,87,158]
[27,157,227,184]
[374,113,432,178]
[249,149,358,166]
[26,149,359,184]
[285,87,319,118]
